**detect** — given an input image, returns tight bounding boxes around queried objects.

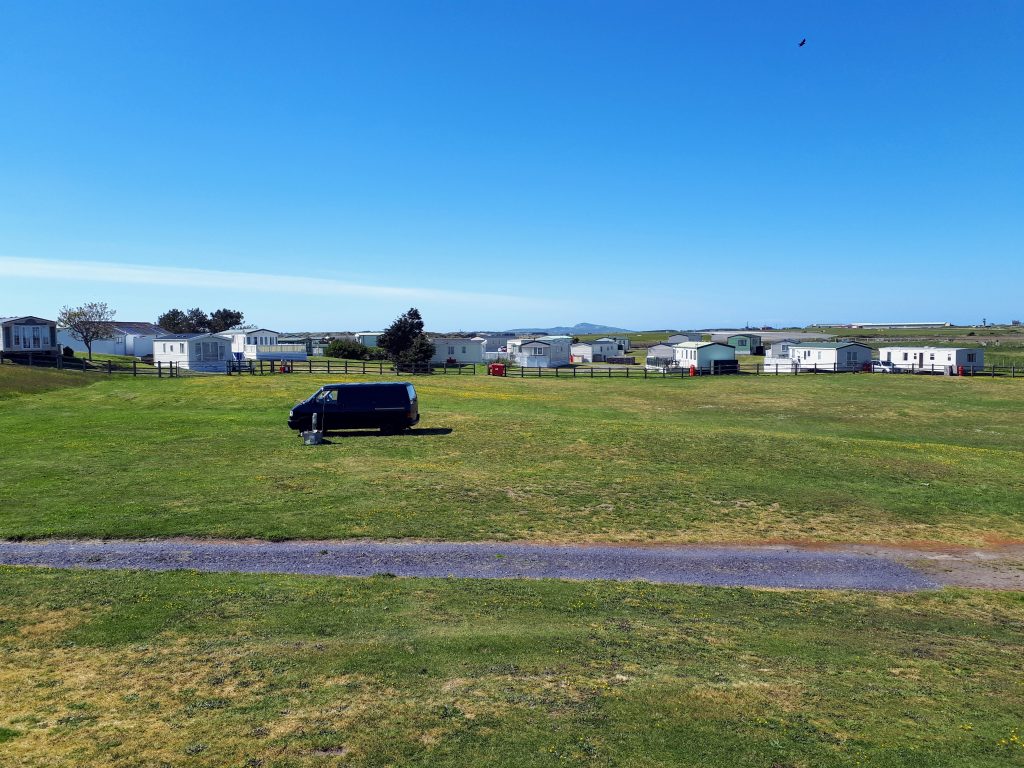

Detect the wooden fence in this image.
[3,352,1019,380]
[226,359,477,376]
[0,353,182,377]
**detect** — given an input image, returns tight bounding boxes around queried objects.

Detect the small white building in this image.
[57,321,167,358]
[878,346,984,373]
[507,335,571,368]
[571,338,619,363]
[219,328,307,361]
[788,342,872,372]
[355,332,383,347]
[430,337,485,364]
[153,333,232,372]
[1,316,58,354]
[672,341,737,372]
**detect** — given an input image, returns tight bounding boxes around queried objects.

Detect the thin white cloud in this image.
[0,256,534,306]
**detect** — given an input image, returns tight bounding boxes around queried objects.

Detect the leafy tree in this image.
[57,302,116,360]
[208,308,245,333]
[184,307,210,333]
[397,334,437,370]
[378,307,424,357]
[325,339,371,360]
[156,308,189,333]
[377,308,435,370]
[157,307,245,334]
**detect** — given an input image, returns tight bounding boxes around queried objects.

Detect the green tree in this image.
[184,308,210,332]
[57,302,116,360]
[156,308,189,333]
[157,307,245,334]
[207,308,245,333]
[397,334,437,370]
[377,308,435,370]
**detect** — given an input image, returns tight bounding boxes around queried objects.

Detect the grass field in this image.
[2,365,1023,545]
[1,566,1022,767]
[0,365,93,401]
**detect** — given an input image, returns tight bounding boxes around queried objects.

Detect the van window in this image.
[406,384,417,401]
[373,387,408,407]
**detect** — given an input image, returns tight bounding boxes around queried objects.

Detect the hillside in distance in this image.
[497,322,633,336]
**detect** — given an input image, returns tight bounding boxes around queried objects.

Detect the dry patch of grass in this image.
[1,568,1023,766]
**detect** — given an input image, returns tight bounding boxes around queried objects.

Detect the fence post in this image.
[157,361,162,378]
[107,360,112,375]
[133,361,137,377]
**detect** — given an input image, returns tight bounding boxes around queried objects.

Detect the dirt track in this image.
[2,539,1022,591]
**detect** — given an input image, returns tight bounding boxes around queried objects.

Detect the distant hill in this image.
[500,322,633,336]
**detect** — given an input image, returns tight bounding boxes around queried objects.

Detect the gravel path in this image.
[0,539,951,591]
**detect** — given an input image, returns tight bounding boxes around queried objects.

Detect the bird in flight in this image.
[799,38,807,47]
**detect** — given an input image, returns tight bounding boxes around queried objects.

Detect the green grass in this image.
[1,566,1022,767]
[2,368,1024,544]
[811,325,1024,340]
[0,364,93,400]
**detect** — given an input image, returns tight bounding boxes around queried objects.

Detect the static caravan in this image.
[220,329,308,361]
[666,332,702,344]
[1,316,58,355]
[878,346,984,373]
[673,342,738,373]
[507,336,571,368]
[57,321,166,358]
[789,342,872,372]
[644,344,678,370]
[430,337,485,364]
[152,333,232,372]
[762,339,802,372]
[570,338,619,363]
[606,336,631,352]
[478,333,516,352]
[724,333,763,356]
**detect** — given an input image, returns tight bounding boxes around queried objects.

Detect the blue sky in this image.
[1,1,1021,331]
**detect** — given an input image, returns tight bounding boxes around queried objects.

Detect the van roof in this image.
[320,382,412,389]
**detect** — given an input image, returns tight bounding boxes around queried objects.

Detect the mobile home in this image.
[1,316,58,355]
[153,333,232,372]
[788,342,872,372]
[878,346,984,373]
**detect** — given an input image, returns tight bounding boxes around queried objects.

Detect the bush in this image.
[324,339,371,360]
[62,346,75,357]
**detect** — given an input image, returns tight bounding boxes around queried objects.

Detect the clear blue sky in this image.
[1,1,1021,331]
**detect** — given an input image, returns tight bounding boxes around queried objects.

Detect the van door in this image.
[339,387,375,429]
[316,389,342,429]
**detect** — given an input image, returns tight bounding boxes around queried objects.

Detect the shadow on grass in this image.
[319,427,453,442]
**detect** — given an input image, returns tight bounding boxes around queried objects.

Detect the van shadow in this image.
[320,427,453,442]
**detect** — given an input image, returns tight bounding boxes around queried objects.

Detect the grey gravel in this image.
[0,539,943,591]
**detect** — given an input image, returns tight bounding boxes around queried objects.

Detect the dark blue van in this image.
[288,382,419,433]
